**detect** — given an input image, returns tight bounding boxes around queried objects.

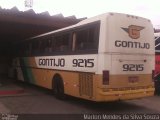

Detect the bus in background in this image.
[155,32,160,94]
[10,12,155,102]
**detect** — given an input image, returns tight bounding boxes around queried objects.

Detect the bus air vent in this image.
[79,73,93,98]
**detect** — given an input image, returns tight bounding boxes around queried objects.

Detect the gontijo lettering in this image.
[115,40,150,49]
[39,58,65,67]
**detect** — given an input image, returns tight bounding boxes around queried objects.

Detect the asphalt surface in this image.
[0,81,159,114]
[0,79,160,120]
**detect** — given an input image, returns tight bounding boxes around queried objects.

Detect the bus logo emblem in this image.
[121,25,144,39]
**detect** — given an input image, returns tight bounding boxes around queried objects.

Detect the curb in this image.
[0,89,25,95]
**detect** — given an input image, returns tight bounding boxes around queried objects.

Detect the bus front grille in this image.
[79,73,93,98]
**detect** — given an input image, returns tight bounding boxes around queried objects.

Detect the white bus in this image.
[11,12,155,102]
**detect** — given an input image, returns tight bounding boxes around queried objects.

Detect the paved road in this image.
[0,83,159,115]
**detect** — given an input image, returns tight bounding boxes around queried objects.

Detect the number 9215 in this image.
[123,64,144,71]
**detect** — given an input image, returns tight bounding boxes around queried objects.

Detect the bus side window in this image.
[26,42,32,56]
[76,30,87,50]
[32,40,39,55]
[44,39,52,53]
[55,33,70,52]
[75,24,99,52]
[51,37,55,52]
[48,39,52,53]
[38,40,42,53]
[39,39,46,54]
[55,36,62,51]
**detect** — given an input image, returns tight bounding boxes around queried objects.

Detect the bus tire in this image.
[52,74,65,100]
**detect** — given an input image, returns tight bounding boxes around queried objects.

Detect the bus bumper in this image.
[96,87,155,102]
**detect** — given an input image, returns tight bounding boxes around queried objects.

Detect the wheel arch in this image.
[52,73,66,99]
[52,73,63,88]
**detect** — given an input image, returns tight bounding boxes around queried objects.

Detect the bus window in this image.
[32,40,39,55]
[25,42,31,56]
[54,33,70,52]
[51,37,55,52]
[44,39,52,53]
[39,39,46,54]
[48,39,52,53]
[75,24,99,52]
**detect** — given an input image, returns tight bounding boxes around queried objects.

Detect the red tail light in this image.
[103,70,109,85]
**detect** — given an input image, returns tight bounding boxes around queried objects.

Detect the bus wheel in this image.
[52,74,65,99]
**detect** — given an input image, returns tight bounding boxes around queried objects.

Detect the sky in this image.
[0,0,160,28]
